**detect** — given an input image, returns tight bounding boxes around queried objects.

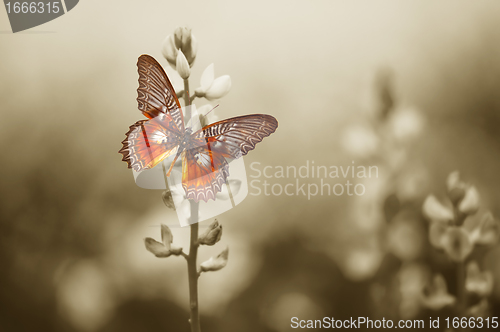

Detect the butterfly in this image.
[119,55,278,203]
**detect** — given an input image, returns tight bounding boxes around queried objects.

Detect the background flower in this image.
[465,262,494,297]
[194,64,232,101]
[421,274,456,310]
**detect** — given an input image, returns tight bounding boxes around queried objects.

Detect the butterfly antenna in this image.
[204,104,219,117]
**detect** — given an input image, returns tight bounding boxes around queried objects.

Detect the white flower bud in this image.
[465,261,494,297]
[200,64,215,91]
[198,220,223,246]
[161,35,178,69]
[422,195,453,223]
[144,224,182,258]
[162,190,175,210]
[421,274,456,311]
[459,186,480,215]
[195,64,231,101]
[173,27,196,65]
[144,238,172,257]
[162,27,197,69]
[161,224,173,248]
[470,212,499,245]
[176,50,191,80]
[200,247,229,272]
[205,75,231,101]
[188,35,198,66]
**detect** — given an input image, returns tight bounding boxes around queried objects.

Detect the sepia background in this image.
[1,1,500,331]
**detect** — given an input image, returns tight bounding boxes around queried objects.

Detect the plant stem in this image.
[187,202,200,332]
[183,77,201,332]
[184,78,192,122]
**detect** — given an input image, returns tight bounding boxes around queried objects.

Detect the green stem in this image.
[183,78,201,332]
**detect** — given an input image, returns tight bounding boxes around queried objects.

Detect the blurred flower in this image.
[447,171,461,190]
[465,261,494,297]
[200,247,229,272]
[470,212,499,245]
[349,176,385,231]
[388,106,424,142]
[162,189,175,209]
[444,172,480,214]
[446,171,467,205]
[467,298,490,318]
[176,50,191,79]
[441,227,473,262]
[423,195,453,223]
[56,260,115,332]
[387,212,424,261]
[198,219,223,246]
[398,263,428,318]
[161,27,197,69]
[458,186,480,215]
[194,64,231,101]
[421,274,456,310]
[341,247,383,281]
[429,221,448,249]
[340,124,379,159]
[144,224,183,258]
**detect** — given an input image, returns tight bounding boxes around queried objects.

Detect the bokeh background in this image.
[2,1,500,331]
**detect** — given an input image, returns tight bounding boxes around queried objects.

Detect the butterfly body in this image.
[120,55,278,202]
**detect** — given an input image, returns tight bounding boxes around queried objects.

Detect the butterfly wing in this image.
[119,113,182,172]
[137,54,185,131]
[181,143,230,202]
[181,114,278,202]
[202,114,278,159]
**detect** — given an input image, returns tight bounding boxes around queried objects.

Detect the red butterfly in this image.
[119,55,278,202]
